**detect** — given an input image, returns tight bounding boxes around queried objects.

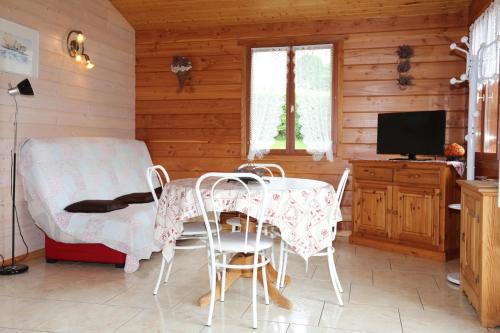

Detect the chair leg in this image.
[331,255,343,293]
[207,249,213,286]
[261,254,269,305]
[163,256,175,284]
[153,257,166,295]
[276,240,284,289]
[270,239,276,268]
[327,247,343,306]
[221,253,227,302]
[280,244,288,288]
[252,263,258,329]
[207,255,217,327]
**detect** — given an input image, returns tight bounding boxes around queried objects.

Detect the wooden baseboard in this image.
[350,235,446,261]
[2,249,45,266]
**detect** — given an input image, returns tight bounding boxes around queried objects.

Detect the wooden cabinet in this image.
[350,160,460,261]
[457,180,500,328]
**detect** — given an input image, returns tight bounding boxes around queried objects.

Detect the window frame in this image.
[240,36,344,159]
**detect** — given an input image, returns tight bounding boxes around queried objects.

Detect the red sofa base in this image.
[45,236,126,266]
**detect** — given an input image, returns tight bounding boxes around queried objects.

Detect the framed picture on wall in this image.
[0,17,39,78]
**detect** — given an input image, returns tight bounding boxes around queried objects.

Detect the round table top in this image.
[168,176,333,192]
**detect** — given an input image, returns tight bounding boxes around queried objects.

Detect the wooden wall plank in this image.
[343,111,466,128]
[137,99,241,114]
[343,95,467,112]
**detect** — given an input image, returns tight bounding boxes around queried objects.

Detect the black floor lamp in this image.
[0,79,34,275]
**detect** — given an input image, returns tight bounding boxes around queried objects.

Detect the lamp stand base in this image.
[0,264,29,275]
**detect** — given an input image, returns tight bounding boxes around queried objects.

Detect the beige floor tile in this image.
[114,308,203,333]
[20,275,131,303]
[354,246,406,261]
[242,296,325,326]
[337,255,391,271]
[400,307,489,333]
[319,303,402,333]
[283,277,348,305]
[349,283,422,310]
[389,257,447,274]
[372,270,438,293]
[288,324,371,333]
[0,296,60,330]
[172,297,252,323]
[201,319,289,333]
[35,301,141,333]
[417,286,477,317]
[0,329,48,333]
[105,281,196,310]
[312,265,372,289]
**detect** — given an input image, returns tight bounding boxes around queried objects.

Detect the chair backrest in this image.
[238,163,285,178]
[331,168,350,239]
[195,172,269,255]
[335,168,350,210]
[146,165,170,206]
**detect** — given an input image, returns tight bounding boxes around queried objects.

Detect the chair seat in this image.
[182,222,216,236]
[216,233,273,253]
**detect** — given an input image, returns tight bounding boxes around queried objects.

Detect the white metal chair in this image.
[196,172,272,329]
[276,168,350,306]
[227,163,285,231]
[227,163,285,266]
[147,165,215,295]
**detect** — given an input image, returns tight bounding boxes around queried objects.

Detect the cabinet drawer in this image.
[394,168,440,185]
[354,166,393,182]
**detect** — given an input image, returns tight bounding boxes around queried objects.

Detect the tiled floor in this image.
[0,237,498,333]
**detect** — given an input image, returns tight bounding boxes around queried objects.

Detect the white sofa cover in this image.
[19,137,161,272]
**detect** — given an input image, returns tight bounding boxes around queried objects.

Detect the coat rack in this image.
[450,35,500,180]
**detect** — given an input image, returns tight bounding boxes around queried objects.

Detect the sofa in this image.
[19,137,161,272]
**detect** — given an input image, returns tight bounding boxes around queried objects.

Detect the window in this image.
[246,42,338,161]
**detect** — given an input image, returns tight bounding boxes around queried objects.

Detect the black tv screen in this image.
[377,110,446,159]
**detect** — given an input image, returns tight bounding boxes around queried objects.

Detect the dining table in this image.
[153,176,342,309]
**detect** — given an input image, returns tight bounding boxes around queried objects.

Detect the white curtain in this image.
[471,0,500,85]
[294,44,334,161]
[248,47,289,160]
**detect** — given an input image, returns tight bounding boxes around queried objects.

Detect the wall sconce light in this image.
[67,30,95,70]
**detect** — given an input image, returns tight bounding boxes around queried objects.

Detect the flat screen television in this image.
[377,110,446,160]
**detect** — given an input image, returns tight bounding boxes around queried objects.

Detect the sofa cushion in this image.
[65,200,128,213]
[115,187,163,204]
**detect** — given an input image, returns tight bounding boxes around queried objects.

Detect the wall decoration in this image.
[0,18,39,78]
[396,44,414,89]
[171,56,192,91]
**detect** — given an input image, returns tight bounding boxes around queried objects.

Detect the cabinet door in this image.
[460,191,482,295]
[392,186,440,247]
[353,182,392,239]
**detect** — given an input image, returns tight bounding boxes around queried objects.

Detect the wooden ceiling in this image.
[111,0,472,30]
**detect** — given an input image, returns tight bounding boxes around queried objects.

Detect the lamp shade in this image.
[8,79,34,96]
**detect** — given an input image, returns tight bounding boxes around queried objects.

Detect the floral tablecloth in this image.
[154,177,342,262]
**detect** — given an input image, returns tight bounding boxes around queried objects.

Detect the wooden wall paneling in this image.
[112,0,469,30]
[135,11,469,229]
[469,0,493,23]
[0,0,135,259]
[134,12,468,43]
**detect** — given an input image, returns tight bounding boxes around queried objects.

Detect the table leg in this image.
[197,253,292,310]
